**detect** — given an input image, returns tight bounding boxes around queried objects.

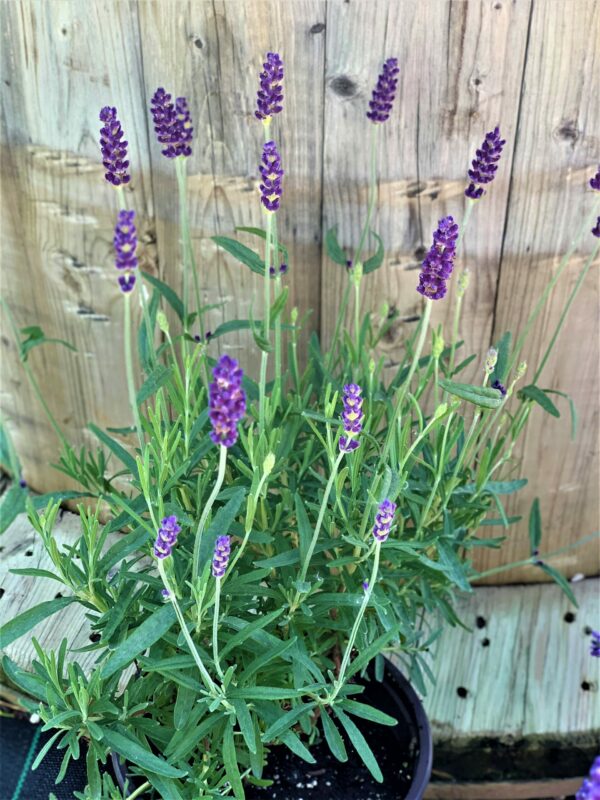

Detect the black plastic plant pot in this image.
[111,657,432,800]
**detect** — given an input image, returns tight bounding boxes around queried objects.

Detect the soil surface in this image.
[248,665,421,800]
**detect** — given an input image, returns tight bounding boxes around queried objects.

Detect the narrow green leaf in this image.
[0,484,27,533]
[31,730,64,770]
[262,703,316,742]
[519,385,560,418]
[235,226,289,262]
[528,498,542,552]
[491,331,512,383]
[98,726,187,778]
[88,423,138,476]
[321,710,348,762]
[233,699,257,754]
[223,722,244,799]
[438,379,504,409]
[101,603,176,678]
[20,325,77,362]
[0,597,75,647]
[213,236,265,276]
[538,563,578,607]
[141,272,184,321]
[220,609,285,660]
[2,656,47,701]
[10,567,65,582]
[362,231,385,274]
[334,709,383,782]
[136,365,172,406]
[325,226,348,266]
[545,389,578,439]
[198,487,246,572]
[270,286,289,322]
[341,700,398,727]
[294,495,312,564]
[228,686,304,701]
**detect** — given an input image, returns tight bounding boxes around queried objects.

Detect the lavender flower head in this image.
[576,756,600,800]
[591,630,600,658]
[367,58,400,123]
[372,499,396,543]
[259,140,284,212]
[590,167,600,191]
[339,383,364,453]
[255,52,284,122]
[416,216,459,300]
[114,209,138,293]
[150,88,193,158]
[209,355,246,448]
[212,535,231,578]
[465,127,506,199]
[592,217,600,238]
[153,515,181,559]
[99,107,130,186]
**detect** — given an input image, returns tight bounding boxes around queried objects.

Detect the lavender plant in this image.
[1,53,599,800]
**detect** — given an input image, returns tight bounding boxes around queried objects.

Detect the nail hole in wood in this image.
[414,245,427,260]
[330,75,357,98]
[194,38,203,49]
[481,638,490,647]
[89,632,101,643]
[0,588,5,599]
[476,615,486,629]
[55,592,63,599]
[584,625,593,635]
[310,22,325,34]
[457,687,468,698]
[25,549,33,557]
[564,612,576,623]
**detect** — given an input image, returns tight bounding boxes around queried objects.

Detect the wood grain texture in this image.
[0,0,157,493]
[1,0,598,581]
[424,776,584,800]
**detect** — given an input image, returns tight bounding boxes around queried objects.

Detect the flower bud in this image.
[432,330,445,360]
[434,402,448,419]
[484,348,498,375]
[351,261,363,286]
[516,361,527,380]
[456,269,470,298]
[263,452,275,475]
[157,310,170,335]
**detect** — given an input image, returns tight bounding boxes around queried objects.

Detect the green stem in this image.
[354,278,361,362]
[212,578,224,681]
[124,293,144,448]
[124,782,152,800]
[192,444,227,583]
[329,542,381,703]
[175,158,203,341]
[533,241,600,383]
[354,124,379,268]
[157,560,217,693]
[508,194,600,373]
[474,531,599,581]
[325,280,352,373]
[258,212,274,433]
[382,298,433,463]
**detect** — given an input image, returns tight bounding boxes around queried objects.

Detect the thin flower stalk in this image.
[192,444,227,585]
[258,205,274,434]
[175,156,203,336]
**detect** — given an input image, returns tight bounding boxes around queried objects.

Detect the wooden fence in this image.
[1,0,598,582]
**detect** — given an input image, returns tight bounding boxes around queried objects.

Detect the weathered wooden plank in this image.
[0,511,101,674]
[421,580,599,740]
[424,776,584,800]
[137,0,325,374]
[320,0,531,375]
[479,0,600,581]
[0,0,157,494]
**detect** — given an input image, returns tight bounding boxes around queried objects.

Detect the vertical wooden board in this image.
[0,0,156,493]
[320,0,531,372]
[477,0,600,581]
[137,0,325,376]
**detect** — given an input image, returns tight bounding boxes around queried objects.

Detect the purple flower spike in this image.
[592,217,600,238]
[416,216,459,300]
[99,107,130,186]
[576,756,600,799]
[150,88,193,158]
[362,580,369,591]
[209,355,246,448]
[259,140,284,212]
[339,383,364,453]
[212,535,232,578]
[153,515,182,559]
[591,631,600,658]
[465,127,506,199]
[367,58,400,123]
[590,167,600,191]
[114,209,138,293]
[255,52,284,122]
[372,499,396,543]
